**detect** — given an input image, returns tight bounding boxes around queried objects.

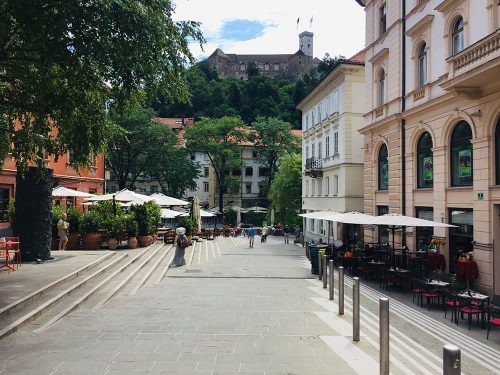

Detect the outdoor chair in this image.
[442,289,461,323]
[411,279,426,305]
[3,237,21,269]
[458,297,485,330]
[487,297,500,339]
[419,284,442,310]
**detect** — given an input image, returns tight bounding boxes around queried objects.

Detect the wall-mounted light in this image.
[470,109,482,118]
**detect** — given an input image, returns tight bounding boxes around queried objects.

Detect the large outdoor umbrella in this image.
[161,208,182,219]
[150,193,189,207]
[191,196,202,233]
[52,186,94,197]
[85,189,153,203]
[236,209,241,226]
[270,208,275,226]
[247,205,267,213]
[374,213,456,249]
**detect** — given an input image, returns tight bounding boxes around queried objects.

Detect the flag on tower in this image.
[296,17,300,29]
[309,16,314,29]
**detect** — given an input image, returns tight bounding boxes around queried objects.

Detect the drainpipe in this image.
[401,0,407,246]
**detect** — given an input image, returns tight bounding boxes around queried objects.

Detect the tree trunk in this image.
[14,167,53,261]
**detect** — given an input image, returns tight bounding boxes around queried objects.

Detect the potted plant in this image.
[66,206,83,249]
[80,210,102,250]
[51,205,64,250]
[124,215,138,249]
[106,216,122,250]
[131,201,161,247]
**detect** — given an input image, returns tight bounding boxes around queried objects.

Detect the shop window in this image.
[417,132,433,188]
[452,16,464,55]
[496,119,500,185]
[377,205,389,244]
[449,208,473,273]
[415,207,433,250]
[0,187,10,222]
[418,42,427,87]
[378,144,389,191]
[450,121,473,187]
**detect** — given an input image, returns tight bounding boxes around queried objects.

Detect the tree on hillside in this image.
[0,0,204,172]
[184,116,245,213]
[248,117,301,195]
[106,108,175,190]
[268,153,302,227]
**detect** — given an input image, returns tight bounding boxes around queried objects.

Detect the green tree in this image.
[249,117,301,194]
[268,153,302,227]
[106,108,175,190]
[184,116,244,213]
[0,0,204,171]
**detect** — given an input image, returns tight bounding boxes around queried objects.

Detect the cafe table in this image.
[427,253,446,271]
[456,260,479,289]
[457,290,489,327]
[0,240,20,271]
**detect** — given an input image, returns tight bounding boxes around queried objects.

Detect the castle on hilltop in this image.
[207,31,321,80]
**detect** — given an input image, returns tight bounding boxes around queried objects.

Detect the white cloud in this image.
[173,0,365,61]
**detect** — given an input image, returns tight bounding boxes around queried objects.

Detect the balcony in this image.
[441,30,500,97]
[305,157,323,178]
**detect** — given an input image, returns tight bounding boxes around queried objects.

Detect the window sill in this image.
[414,187,433,191]
[376,190,389,193]
[445,186,473,191]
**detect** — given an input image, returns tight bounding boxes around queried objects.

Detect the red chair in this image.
[443,290,461,323]
[420,287,442,310]
[459,298,484,330]
[4,237,21,269]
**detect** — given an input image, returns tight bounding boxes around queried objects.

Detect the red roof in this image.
[157,117,194,129]
[348,50,365,63]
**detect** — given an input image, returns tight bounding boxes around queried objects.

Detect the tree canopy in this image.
[0,0,204,172]
[184,116,245,212]
[268,153,302,227]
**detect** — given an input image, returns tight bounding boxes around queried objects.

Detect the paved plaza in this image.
[0,236,499,374]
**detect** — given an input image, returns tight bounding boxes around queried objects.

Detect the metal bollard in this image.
[323,256,328,289]
[353,277,360,341]
[443,344,461,375]
[379,298,390,375]
[339,266,345,315]
[318,252,322,281]
[329,260,334,300]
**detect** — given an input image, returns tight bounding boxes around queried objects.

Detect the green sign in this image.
[477,192,484,200]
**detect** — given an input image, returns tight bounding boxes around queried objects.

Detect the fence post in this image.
[443,344,461,375]
[339,266,345,315]
[353,277,360,341]
[329,260,334,300]
[323,255,328,289]
[379,298,389,375]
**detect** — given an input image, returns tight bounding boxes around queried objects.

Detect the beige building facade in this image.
[356,0,500,293]
[298,59,365,244]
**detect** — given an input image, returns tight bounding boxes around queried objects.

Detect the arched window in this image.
[418,43,427,87]
[450,121,473,186]
[496,119,500,185]
[452,16,464,55]
[417,132,433,188]
[378,144,389,190]
[378,69,385,107]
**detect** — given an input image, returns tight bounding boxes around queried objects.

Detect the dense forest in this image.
[151,54,344,129]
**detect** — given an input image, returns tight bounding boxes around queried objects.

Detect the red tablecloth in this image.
[426,253,446,270]
[456,260,479,279]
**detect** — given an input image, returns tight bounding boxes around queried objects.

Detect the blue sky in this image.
[173,0,365,61]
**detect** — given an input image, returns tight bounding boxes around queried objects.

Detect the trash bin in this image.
[309,244,319,275]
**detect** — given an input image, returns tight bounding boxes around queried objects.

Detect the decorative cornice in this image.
[407,15,434,38]
[369,48,389,64]
[435,0,464,13]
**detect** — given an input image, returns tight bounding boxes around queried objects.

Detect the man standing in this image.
[284,225,290,244]
[248,224,255,248]
[57,213,69,251]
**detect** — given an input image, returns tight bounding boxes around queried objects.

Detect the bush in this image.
[90,201,124,224]
[107,216,126,239]
[124,214,138,237]
[51,205,64,238]
[67,206,83,233]
[178,216,195,236]
[80,210,102,233]
[130,201,160,236]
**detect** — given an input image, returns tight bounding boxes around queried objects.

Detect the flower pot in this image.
[137,235,151,247]
[83,233,101,250]
[67,233,82,249]
[107,238,119,250]
[127,236,137,249]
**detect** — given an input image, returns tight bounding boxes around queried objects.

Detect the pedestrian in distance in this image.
[57,212,69,251]
[248,224,255,248]
[284,224,290,244]
[172,227,187,267]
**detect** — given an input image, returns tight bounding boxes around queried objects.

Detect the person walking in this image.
[57,213,69,251]
[284,225,290,244]
[248,224,255,248]
[172,227,187,267]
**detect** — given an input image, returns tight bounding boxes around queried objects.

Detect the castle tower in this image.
[299,31,314,57]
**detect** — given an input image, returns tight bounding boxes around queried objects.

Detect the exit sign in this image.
[477,192,484,200]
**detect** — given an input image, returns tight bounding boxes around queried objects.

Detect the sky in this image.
[172,0,366,62]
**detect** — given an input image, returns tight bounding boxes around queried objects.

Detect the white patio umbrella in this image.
[85,189,153,203]
[52,186,94,197]
[227,205,247,213]
[149,193,189,207]
[270,208,275,226]
[247,205,267,212]
[200,209,216,217]
[191,196,202,233]
[161,208,182,219]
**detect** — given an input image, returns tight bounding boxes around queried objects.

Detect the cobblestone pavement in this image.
[0,236,499,374]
